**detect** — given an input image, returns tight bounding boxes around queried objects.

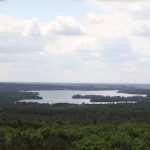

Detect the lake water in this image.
[20,90,145,104]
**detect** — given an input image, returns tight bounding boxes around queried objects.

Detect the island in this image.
[72,94,150,103]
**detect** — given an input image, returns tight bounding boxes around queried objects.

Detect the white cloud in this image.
[87,0,150,21]
[44,36,98,56]
[0,0,150,82]
[43,16,83,36]
[0,11,148,61]
[86,12,105,24]
[22,18,42,37]
[128,3,150,20]
[0,32,45,54]
[0,15,83,37]
[134,23,150,36]
[85,12,133,38]
[0,63,13,81]
[0,15,22,33]
[100,37,135,63]
[130,36,150,57]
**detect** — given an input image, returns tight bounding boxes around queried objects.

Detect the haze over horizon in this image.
[0,0,150,83]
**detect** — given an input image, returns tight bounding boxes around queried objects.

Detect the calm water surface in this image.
[20,90,145,104]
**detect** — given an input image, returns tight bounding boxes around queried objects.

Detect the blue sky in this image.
[0,0,92,20]
[0,0,150,83]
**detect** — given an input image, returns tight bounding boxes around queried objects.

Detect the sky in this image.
[0,0,150,83]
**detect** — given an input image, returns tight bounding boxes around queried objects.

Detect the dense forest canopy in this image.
[0,103,150,150]
[0,83,150,150]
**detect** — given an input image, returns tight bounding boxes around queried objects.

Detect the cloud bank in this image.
[0,1,150,82]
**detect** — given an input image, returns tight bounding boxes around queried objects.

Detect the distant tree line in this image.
[0,90,42,105]
[72,94,150,103]
[0,82,150,94]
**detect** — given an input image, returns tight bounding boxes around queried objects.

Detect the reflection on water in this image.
[20,90,145,104]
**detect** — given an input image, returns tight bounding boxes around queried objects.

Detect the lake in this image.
[20,90,145,104]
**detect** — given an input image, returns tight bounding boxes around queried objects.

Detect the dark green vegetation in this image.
[0,103,150,150]
[0,90,42,105]
[1,82,150,94]
[73,94,150,103]
[0,83,150,150]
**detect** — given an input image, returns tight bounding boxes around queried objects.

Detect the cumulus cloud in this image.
[22,18,42,37]
[86,12,105,24]
[0,32,46,54]
[0,15,83,37]
[0,11,147,60]
[0,15,84,54]
[86,0,150,18]
[130,37,150,57]
[100,37,135,62]
[43,16,83,36]
[44,36,97,56]
[0,0,150,82]
[0,15,22,32]
[134,23,150,36]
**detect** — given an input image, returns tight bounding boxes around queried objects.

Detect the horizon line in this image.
[0,81,150,85]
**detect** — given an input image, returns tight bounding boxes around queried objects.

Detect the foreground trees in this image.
[0,123,149,150]
[0,103,150,150]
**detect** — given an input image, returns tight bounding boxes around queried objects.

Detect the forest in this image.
[72,94,150,103]
[0,103,150,150]
[0,83,150,150]
[0,90,42,105]
[1,0,150,148]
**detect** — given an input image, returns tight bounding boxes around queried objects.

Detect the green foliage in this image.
[0,123,149,150]
[0,90,42,104]
[0,96,150,150]
[72,94,150,103]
